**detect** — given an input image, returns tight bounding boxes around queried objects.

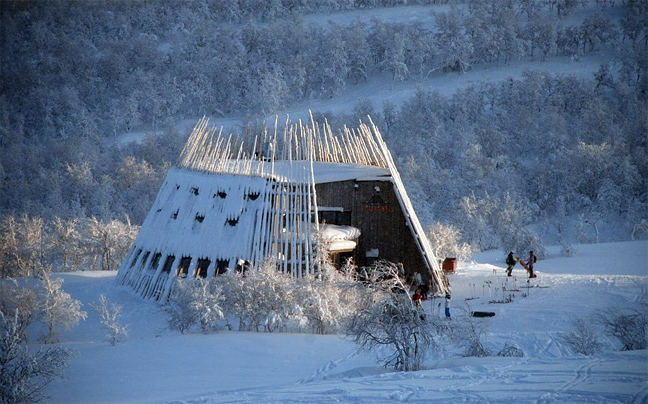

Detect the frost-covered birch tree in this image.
[0,311,73,404]
[92,294,128,346]
[344,261,437,371]
[38,276,87,343]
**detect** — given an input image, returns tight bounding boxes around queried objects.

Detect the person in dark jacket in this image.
[528,251,537,278]
[505,252,518,276]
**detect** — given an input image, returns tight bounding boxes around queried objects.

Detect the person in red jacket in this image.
[412,289,423,307]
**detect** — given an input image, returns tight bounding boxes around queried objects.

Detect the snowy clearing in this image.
[42,240,647,404]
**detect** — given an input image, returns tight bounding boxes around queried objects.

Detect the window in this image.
[366,248,379,266]
[196,258,211,278]
[215,259,229,276]
[161,255,176,273]
[318,209,351,226]
[150,252,162,270]
[177,256,192,277]
[140,251,151,270]
[129,249,142,268]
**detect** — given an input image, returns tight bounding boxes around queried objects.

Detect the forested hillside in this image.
[1,0,646,274]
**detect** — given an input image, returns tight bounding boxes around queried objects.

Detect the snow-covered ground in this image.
[42,240,647,404]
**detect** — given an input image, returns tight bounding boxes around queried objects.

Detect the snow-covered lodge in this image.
[116,117,448,300]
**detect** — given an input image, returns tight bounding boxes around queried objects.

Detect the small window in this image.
[161,255,176,273]
[196,258,211,278]
[215,259,229,276]
[140,251,151,270]
[130,249,142,268]
[366,248,379,267]
[150,252,162,270]
[235,259,250,273]
[319,210,351,226]
[177,256,192,277]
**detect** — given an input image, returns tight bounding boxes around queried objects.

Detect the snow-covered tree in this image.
[0,278,39,341]
[434,7,473,73]
[165,278,226,334]
[0,310,73,404]
[427,222,475,262]
[190,279,226,333]
[38,276,87,343]
[345,19,370,84]
[165,278,200,334]
[83,217,137,271]
[92,294,128,346]
[344,261,437,371]
[47,217,83,272]
[244,260,301,332]
[297,235,359,334]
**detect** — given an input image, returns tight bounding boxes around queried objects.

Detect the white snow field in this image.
[43,240,647,404]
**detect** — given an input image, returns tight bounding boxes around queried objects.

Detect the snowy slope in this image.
[42,240,647,404]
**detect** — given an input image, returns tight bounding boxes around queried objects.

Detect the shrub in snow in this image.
[296,239,359,334]
[165,278,225,334]
[344,261,437,371]
[190,279,225,333]
[219,260,302,332]
[164,278,196,333]
[38,275,87,344]
[559,318,601,356]
[296,263,359,335]
[453,304,491,358]
[497,342,524,358]
[92,294,128,346]
[1,310,72,404]
[595,307,647,351]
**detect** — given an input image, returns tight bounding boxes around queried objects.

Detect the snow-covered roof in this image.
[134,168,268,262]
[319,224,361,242]
[319,224,361,253]
[263,161,391,184]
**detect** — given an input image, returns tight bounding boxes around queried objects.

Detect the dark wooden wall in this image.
[316,179,433,287]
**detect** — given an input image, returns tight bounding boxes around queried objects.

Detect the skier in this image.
[444,294,451,318]
[528,251,537,278]
[505,252,518,276]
